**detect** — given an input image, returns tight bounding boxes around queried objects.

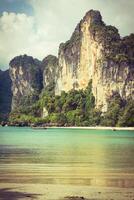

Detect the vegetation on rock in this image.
[0,70,12,121]
[9,81,134,127]
[0,10,134,127]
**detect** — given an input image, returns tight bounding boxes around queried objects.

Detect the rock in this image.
[55,9,134,111]
[9,55,42,110]
[42,55,58,91]
[9,54,59,111]
[64,196,87,200]
[42,107,48,118]
[0,69,12,120]
[3,10,134,115]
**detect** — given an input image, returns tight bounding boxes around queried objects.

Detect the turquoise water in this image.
[0,127,134,187]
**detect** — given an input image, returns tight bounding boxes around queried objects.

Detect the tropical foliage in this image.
[9,81,134,127]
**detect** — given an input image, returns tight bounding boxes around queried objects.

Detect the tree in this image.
[118,99,134,127]
[85,81,95,112]
[101,92,123,126]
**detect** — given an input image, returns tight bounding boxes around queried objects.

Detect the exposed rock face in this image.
[42,55,58,91]
[0,70,12,120]
[9,55,42,110]
[55,10,134,111]
[5,10,134,114]
[9,54,58,111]
[42,107,48,118]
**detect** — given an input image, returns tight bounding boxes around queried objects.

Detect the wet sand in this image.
[0,127,134,199]
[0,183,134,200]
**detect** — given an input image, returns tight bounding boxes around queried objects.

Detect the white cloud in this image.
[0,0,134,69]
[29,0,134,37]
[0,11,59,69]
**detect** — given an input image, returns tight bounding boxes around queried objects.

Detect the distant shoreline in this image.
[0,124,134,131]
[32,126,134,131]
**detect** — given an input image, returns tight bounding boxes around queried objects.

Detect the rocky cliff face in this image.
[42,55,58,91]
[5,10,134,114]
[55,10,134,111]
[9,55,42,110]
[0,69,12,120]
[9,54,58,111]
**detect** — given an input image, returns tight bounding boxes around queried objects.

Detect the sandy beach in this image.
[35,126,134,131]
[0,183,134,200]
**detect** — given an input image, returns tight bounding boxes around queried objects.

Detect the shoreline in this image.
[0,183,134,200]
[33,126,134,131]
[0,124,134,131]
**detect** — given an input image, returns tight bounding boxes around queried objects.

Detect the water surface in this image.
[0,127,134,188]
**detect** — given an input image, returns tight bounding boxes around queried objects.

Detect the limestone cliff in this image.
[55,10,134,111]
[9,54,58,111]
[42,55,58,91]
[9,55,42,110]
[6,10,134,114]
[0,69,12,120]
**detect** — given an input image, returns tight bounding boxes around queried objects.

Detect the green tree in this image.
[101,92,123,126]
[118,99,134,127]
[85,81,95,112]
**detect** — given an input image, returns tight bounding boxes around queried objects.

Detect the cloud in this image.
[0,0,134,69]
[0,11,59,69]
[0,12,34,68]
[29,0,134,37]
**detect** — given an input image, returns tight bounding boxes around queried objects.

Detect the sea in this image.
[0,127,134,188]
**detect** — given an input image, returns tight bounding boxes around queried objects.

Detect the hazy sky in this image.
[0,0,134,69]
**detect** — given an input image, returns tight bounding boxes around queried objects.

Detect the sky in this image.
[0,0,134,69]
